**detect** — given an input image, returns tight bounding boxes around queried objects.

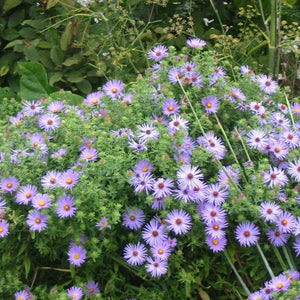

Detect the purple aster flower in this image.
[249,101,266,115]
[103,79,124,99]
[205,220,227,239]
[189,71,203,87]
[148,45,168,61]
[151,241,172,261]
[131,172,154,195]
[122,208,145,230]
[197,132,226,159]
[47,101,64,113]
[268,274,291,292]
[259,201,282,222]
[151,196,166,210]
[177,164,204,190]
[68,244,87,267]
[263,167,288,188]
[246,129,268,151]
[168,115,189,133]
[9,113,24,126]
[165,209,192,235]
[167,237,177,248]
[67,286,83,300]
[293,236,300,256]
[80,137,97,151]
[292,103,300,115]
[128,139,148,152]
[218,166,240,187]
[86,281,100,295]
[0,198,6,210]
[83,91,104,106]
[111,128,134,138]
[168,66,184,84]
[142,220,167,245]
[15,185,38,205]
[145,256,168,277]
[276,211,296,233]
[32,193,52,210]
[256,74,279,94]
[235,221,260,247]
[162,98,181,116]
[292,217,300,236]
[240,65,254,76]
[122,93,133,105]
[38,113,61,132]
[41,170,61,189]
[0,176,19,193]
[137,122,160,142]
[199,203,227,224]
[269,140,289,160]
[205,183,229,205]
[134,159,154,175]
[174,186,199,203]
[266,228,290,247]
[79,148,98,162]
[26,210,48,232]
[56,194,76,218]
[123,242,147,266]
[205,235,227,253]
[51,148,67,158]
[288,160,300,182]
[14,290,29,300]
[186,37,206,48]
[201,96,219,114]
[248,291,265,300]
[0,220,9,238]
[96,216,111,230]
[182,61,197,73]
[22,100,43,116]
[58,169,80,190]
[30,132,46,148]
[281,129,300,149]
[227,87,246,102]
[152,178,174,199]
[286,270,300,281]
[209,67,226,86]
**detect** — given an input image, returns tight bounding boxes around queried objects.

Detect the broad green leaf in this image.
[8,9,25,28]
[62,54,82,67]
[0,65,9,76]
[4,39,23,49]
[19,27,37,39]
[50,91,83,105]
[50,46,64,65]
[24,46,39,62]
[66,70,85,83]
[2,28,20,41]
[3,0,22,12]
[76,79,92,94]
[24,256,31,279]
[46,0,59,9]
[49,72,63,86]
[18,62,58,100]
[284,0,297,5]
[60,22,73,51]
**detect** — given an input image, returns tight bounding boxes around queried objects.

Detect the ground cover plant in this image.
[1,39,300,299]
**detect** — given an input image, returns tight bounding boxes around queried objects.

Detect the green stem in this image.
[214,114,248,183]
[284,92,295,127]
[258,0,270,36]
[208,0,225,35]
[282,245,296,270]
[256,244,275,278]
[272,246,288,271]
[234,128,252,163]
[223,249,251,296]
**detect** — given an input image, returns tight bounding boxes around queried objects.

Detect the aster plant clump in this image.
[1,40,300,299]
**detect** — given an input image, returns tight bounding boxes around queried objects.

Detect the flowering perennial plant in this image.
[1,40,300,299]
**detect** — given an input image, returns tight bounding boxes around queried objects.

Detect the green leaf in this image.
[62,54,82,67]
[60,22,73,51]
[50,46,64,65]
[76,79,92,94]
[3,0,22,12]
[24,46,39,62]
[46,0,59,9]
[50,91,83,105]
[4,39,23,49]
[8,9,25,28]
[66,70,85,83]
[1,28,20,41]
[24,256,31,279]
[18,62,58,99]
[49,72,63,86]
[198,290,210,300]
[283,0,297,5]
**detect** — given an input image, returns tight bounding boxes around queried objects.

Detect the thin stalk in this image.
[284,92,295,127]
[214,114,248,183]
[208,0,225,35]
[256,244,275,278]
[282,245,296,270]
[177,81,242,191]
[234,128,252,163]
[258,0,270,36]
[272,246,288,271]
[223,249,251,296]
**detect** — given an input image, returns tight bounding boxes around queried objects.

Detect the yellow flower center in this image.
[158,249,164,254]
[66,178,73,184]
[6,183,12,188]
[281,219,287,225]
[244,231,250,237]
[112,88,118,94]
[206,102,212,108]
[101,221,107,226]
[168,105,174,111]
[277,283,283,290]
[142,166,148,172]
[35,218,41,224]
[92,99,98,104]
[64,205,70,211]
[87,154,92,159]
[212,239,219,245]
[39,201,45,207]
[74,253,80,259]
[26,193,31,198]
[0,227,3,232]
[274,147,280,153]
[33,142,39,147]
[213,225,219,230]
